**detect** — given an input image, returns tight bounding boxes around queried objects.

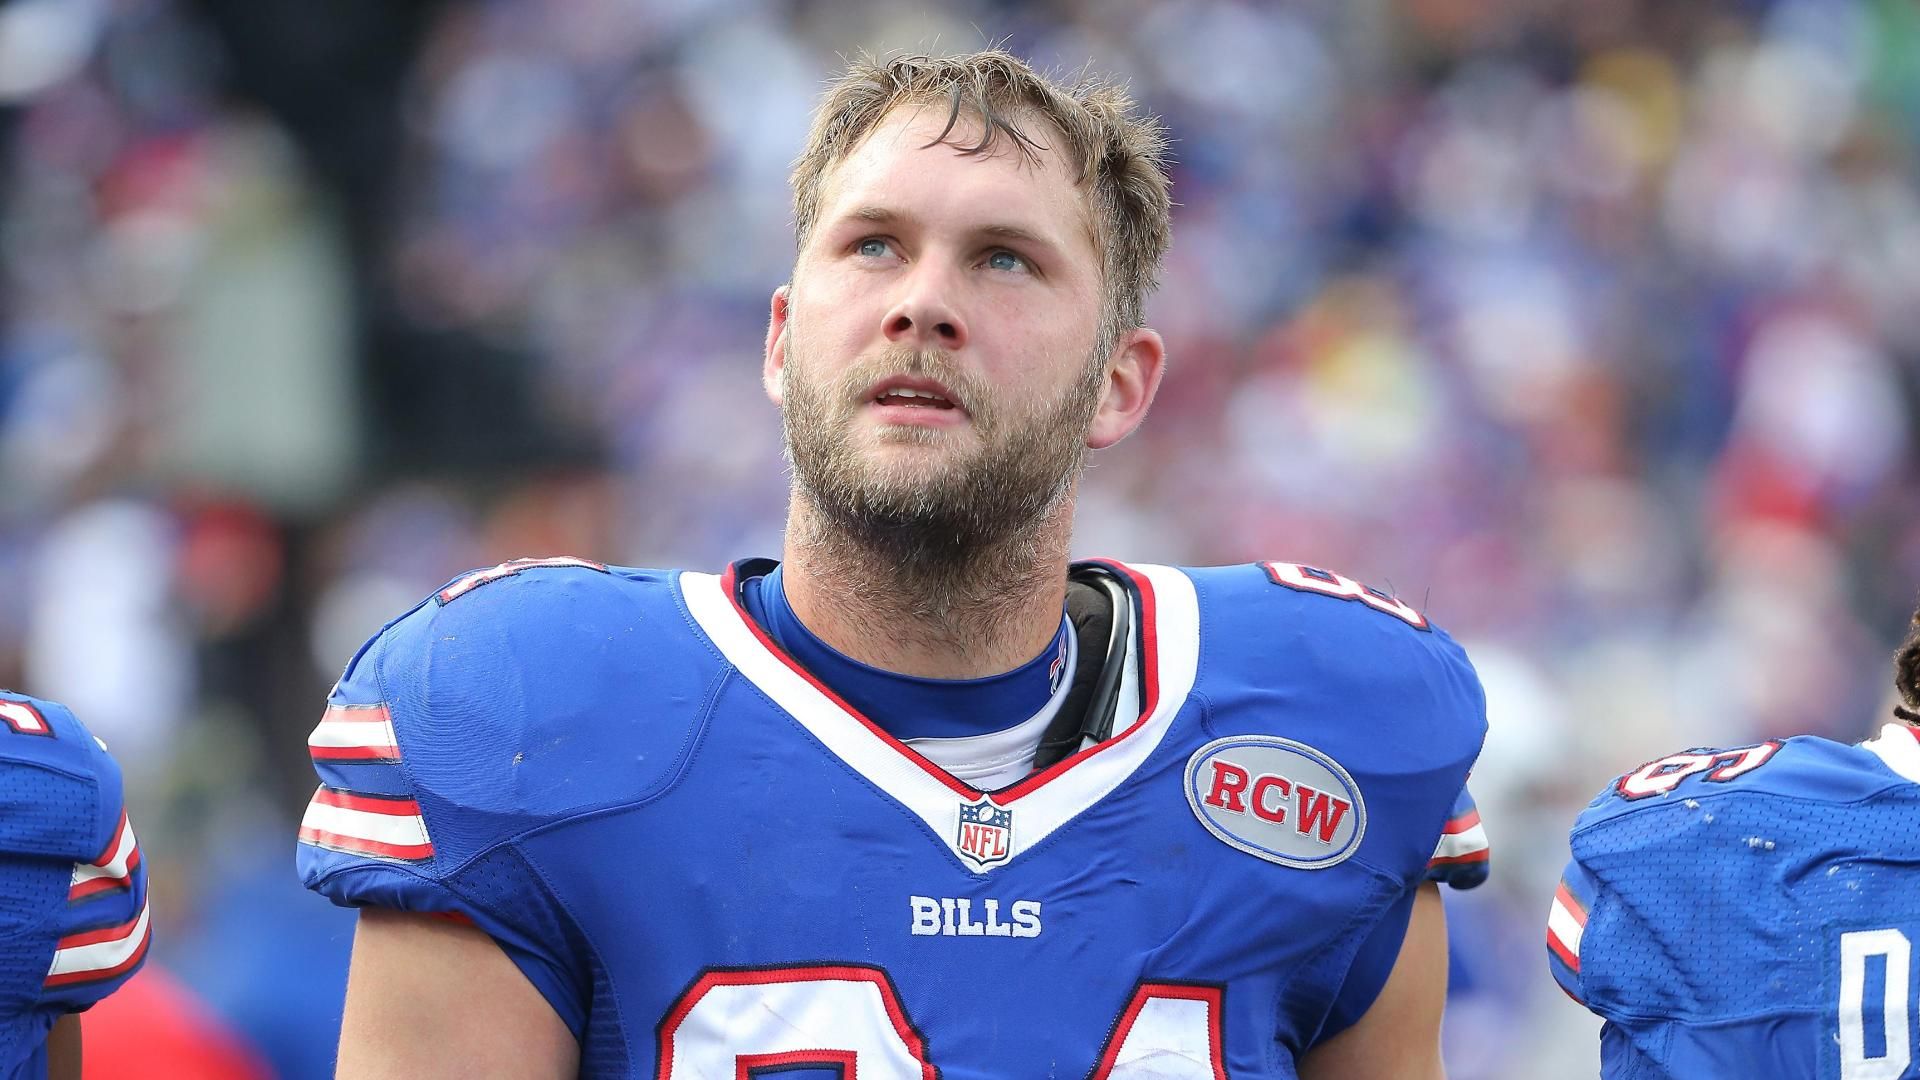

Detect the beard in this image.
[780,333,1105,574]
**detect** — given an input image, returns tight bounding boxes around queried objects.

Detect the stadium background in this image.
[3,0,1918,1074]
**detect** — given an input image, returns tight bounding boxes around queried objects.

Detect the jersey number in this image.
[1839,929,1915,1080]
[1264,562,1428,630]
[0,700,52,737]
[656,966,1226,1079]
[1616,741,1782,799]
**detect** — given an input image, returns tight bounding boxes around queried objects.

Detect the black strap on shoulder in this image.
[1031,564,1133,770]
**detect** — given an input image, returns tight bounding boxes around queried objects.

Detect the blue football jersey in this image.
[299,557,1488,1077]
[0,692,150,1080]
[1550,725,1920,1079]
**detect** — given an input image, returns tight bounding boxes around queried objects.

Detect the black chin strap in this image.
[1031,564,1135,770]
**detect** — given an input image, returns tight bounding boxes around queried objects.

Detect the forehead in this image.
[812,105,1098,260]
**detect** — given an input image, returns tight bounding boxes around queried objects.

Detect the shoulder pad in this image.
[303,563,718,872]
[0,692,122,862]
[1575,734,1902,832]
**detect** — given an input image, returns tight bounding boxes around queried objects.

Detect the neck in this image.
[780,494,1072,679]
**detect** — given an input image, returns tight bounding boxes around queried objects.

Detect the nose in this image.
[881,264,968,351]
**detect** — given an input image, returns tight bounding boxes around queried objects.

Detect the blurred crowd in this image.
[2,0,1917,1075]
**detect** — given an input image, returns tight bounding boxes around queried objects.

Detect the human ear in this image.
[1086,327,1166,450]
[763,285,792,405]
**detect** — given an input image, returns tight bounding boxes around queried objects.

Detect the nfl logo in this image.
[957,797,1014,868]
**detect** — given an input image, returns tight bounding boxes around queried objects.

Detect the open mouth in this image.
[873,387,958,410]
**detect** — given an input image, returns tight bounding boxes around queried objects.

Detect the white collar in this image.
[1863,722,1920,783]
[678,561,1199,873]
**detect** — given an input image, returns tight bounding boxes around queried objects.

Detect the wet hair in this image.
[789,49,1172,351]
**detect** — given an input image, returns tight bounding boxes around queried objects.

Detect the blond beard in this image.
[780,329,1105,583]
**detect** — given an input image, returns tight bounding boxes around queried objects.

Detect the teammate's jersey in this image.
[298,557,1489,1077]
[0,692,150,1080]
[1550,725,1920,1079]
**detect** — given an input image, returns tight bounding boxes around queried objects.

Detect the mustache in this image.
[838,348,987,420]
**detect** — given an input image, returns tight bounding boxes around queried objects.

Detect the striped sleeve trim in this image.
[45,895,151,988]
[309,703,400,762]
[70,810,140,902]
[299,786,434,862]
[1546,877,1589,1001]
[1428,808,1490,866]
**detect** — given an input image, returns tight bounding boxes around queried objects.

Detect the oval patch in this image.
[1184,736,1367,869]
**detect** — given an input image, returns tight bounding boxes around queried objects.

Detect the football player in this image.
[1549,608,1920,1078]
[0,692,150,1080]
[301,50,1490,1077]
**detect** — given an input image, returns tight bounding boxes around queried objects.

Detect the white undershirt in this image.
[904,626,1079,791]
[901,606,1146,792]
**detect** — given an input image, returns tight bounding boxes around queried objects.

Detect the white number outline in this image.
[0,700,52,737]
[654,967,1228,1079]
[1617,741,1783,800]
[654,964,935,1080]
[1264,563,1429,630]
[1089,981,1227,1079]
[1839,928,1912,1080]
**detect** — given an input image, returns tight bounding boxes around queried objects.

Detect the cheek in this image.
[790,288,869,352]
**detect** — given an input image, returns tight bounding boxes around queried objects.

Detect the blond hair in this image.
[790,50,1172,347]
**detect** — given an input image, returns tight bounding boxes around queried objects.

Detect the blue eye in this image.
[856,238,892,258]
[986,250,1027,272]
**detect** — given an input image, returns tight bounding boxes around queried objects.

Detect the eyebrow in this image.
[837,206,1066,255]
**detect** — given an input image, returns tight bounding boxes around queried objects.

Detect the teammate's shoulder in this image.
[1573,729,1912,833]
[0,690,126,862]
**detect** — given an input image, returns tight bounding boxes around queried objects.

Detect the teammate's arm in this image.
[1296,883,1448,1080]
[45,1014,80,1080]
[336,909,577,1080]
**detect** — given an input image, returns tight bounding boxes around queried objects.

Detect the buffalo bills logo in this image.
[957,797,1013,868]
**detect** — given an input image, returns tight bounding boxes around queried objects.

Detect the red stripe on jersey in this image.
[310,704,399,760]
[44,921,151,989]
[310,744,401,762]
[1443,809,1482,834]
[298,825,434,862]
[89,810,128,864]
[310,789,423,817]
[736,1051,857,1079]
[322,704,392,724]
[1555,881,1589,927]
[56,910,146,951]
[1547,930,1580,974]
[1428,848,1491,866]
[69,846,142,902]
